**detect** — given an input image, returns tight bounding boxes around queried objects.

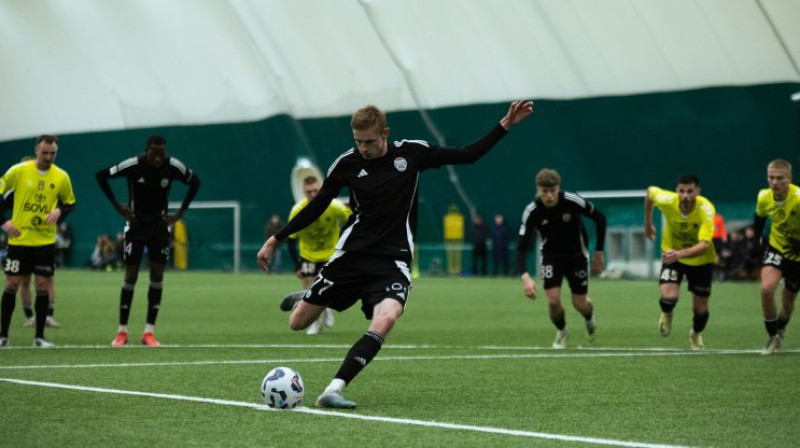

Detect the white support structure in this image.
[168,200,241,273]
[575,189,655,278]
[576,190,645,199]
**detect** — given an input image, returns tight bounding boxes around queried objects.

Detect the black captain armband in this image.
[56,203,75,222]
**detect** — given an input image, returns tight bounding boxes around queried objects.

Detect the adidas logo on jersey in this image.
[357,169,368,178]
[137,177,145,183]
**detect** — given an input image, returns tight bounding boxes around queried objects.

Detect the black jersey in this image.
[276,124,509,261]
[516,191,606,273]
[97,155,197,225]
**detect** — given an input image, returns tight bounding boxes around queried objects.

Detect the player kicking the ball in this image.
[259,100,534,408]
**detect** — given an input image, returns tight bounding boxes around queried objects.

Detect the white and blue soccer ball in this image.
[260,366,304,409]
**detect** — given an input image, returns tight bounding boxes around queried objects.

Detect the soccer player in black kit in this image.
[96,135,200,347]
[258,100,534,408]
[516,168,606,349]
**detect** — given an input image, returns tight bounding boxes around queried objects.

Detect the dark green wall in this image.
[1,83,797,270]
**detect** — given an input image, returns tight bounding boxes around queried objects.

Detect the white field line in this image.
[0,377,697,448]
[1,342,789,352]
[0,349,771,371]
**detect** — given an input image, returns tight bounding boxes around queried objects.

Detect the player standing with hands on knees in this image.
[258,100,534,408]
[516,168,606,349]
[96,135,200,348]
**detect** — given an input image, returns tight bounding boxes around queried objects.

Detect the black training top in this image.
[516,191,606,274]
[275,124,508,261]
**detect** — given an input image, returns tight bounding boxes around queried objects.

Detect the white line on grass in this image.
[0,349,766,370]
[3,342,789,352]
[0,377,698,448]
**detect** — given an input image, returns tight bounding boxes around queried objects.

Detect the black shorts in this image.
[659,261,713,297]
[762,245,800,292]
[3,244,56,277]
[540,253,589,295]
[303,251,411,319]
[123,222,170,266]
[298,258,326,278]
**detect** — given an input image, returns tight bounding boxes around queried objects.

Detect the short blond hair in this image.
[536,168,561,188]
[351,105,387,132]
[768,159,792,173]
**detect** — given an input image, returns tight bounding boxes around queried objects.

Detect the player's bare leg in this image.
[289,300,327,331]
[571,294,595,341]
[546,287,568,348]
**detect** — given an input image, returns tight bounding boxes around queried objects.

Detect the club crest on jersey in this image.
[160,178,169,188]
[394,157,407,172]
[562,213,572,222]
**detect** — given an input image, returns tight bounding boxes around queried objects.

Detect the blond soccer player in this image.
[755,159,800,355]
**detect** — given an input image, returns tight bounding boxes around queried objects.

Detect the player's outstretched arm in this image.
[425,99,535,167]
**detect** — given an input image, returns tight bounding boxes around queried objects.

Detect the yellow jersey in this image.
[288,198,351,262]
[756,184,800,261]
[649,186,716,266]
[0,161,76,246]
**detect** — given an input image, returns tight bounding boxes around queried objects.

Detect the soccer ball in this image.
[260,366,304,409]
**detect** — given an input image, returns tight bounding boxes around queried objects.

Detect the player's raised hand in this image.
[500,99,534,130]
[257,236,278,272]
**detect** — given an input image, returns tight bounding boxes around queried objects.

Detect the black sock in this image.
[334,331,384,385]
[22,304,33,319]
[0,288,17,338]
[146,282,163,325]
[692,311,709,333]
[765,317,780,337]
[659,298,678,313]
[120,284,134,326]
[47,303,55,317]
[551,312,566,331]
[34,290,48,339]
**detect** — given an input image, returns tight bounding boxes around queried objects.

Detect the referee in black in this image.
[516,168,606,349]
[258,100,534,408]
